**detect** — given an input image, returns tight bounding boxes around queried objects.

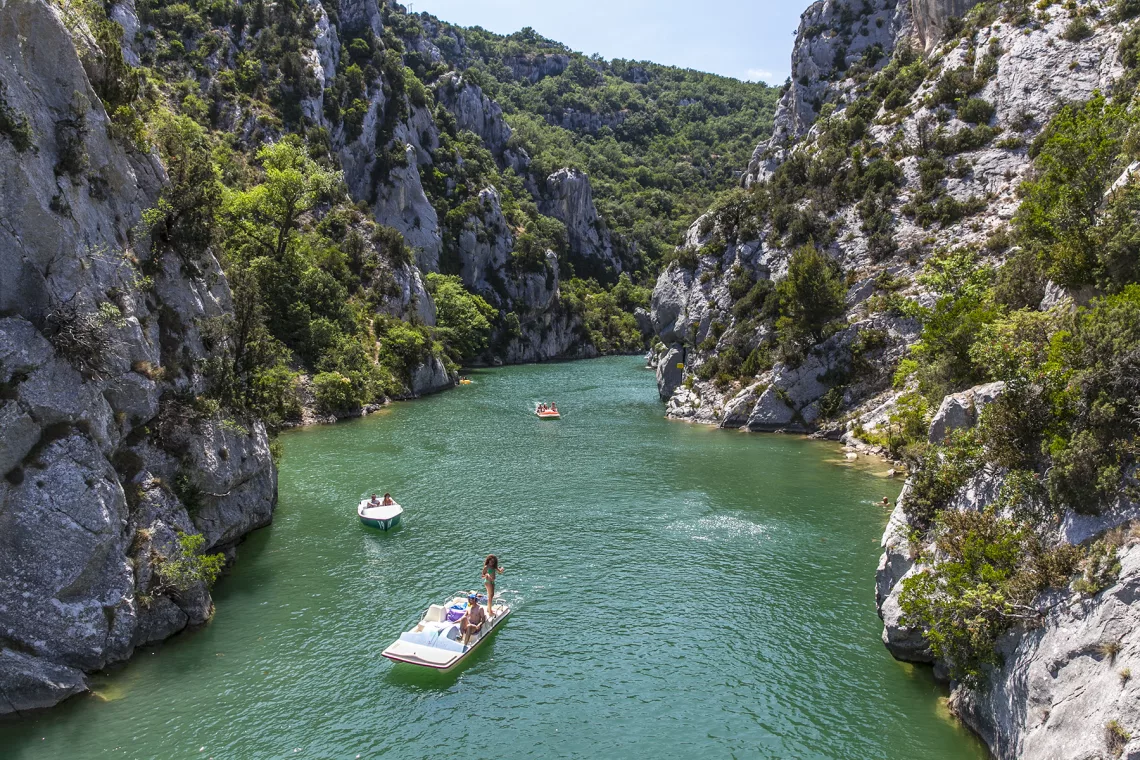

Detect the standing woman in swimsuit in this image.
[482,554,503,616]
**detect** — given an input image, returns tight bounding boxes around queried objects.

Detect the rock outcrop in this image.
[927,381,1004,443]
[539,168,621,276]
[951,543,1140,759]
[372,144,444,272]
[877,379,1140,760]
[0,0,276,713]
[436,73,529,172]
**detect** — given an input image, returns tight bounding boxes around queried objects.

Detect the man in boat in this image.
[368,493,380,506]
[458,592,487,648]
[550,402,557,412]
[381,493,394,506]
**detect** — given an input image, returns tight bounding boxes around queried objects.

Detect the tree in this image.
[147,113,222,255]
[774,244,846,358]
[425,273,496,361]
[220,136,340,263]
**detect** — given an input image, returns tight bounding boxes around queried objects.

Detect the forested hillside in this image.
[416,20,780,267]
[22,0,776,428]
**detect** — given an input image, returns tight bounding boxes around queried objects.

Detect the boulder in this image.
[409,355,455,396]
[928,381,1005,443]
[656,345,685,401]
[747,386,796,430]
[0,650,86,714]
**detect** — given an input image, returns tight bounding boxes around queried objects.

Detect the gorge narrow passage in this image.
[0,357,985,759]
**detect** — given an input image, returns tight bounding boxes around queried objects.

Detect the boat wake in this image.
[668,515,770,543]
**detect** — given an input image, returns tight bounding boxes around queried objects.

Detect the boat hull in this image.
[536,412,560,419]
[358,513,401,531]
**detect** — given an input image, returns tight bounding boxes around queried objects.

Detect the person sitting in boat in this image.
[381,493,394,506]
[550,402,557,412]
[368,493,380,506]
[458,592,487,647]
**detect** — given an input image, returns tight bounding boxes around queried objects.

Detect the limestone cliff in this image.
[0,0,276,713]
[877,384,1140,759]
[652,0,1121,434]
[287,0,622,364]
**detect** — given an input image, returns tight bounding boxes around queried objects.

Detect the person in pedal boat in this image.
[381,493,395,505]
[482,554,504,616]
[459,593,486,647]
[368,493,380,506]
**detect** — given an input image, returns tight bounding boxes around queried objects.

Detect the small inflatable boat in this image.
[382,594,511,670]
[459,379,472,385]
[535,405,561,419]
[357,499,403,530]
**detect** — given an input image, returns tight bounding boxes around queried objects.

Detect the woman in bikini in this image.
[482,554,503,617]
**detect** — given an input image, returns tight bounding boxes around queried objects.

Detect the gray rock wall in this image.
[0,0,276,714]
[539,168,621,275]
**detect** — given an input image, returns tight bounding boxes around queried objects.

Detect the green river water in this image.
[1,356,986,759]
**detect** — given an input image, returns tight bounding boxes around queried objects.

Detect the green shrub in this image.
[1015,93,1132,288]
[1118,0,1140,20]
[1061,17,1093,42]
[1073,539,1122,595]
[156,532,225,592]
[0,80,33,152]
[899,508,1081,683]
[957,97,995,125]
[774,244,847,359]
[902,431,983,530]
[311,371,357,413]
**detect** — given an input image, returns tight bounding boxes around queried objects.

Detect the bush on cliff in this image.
[773,244,846,361]
[426,273,497,363]
[1015,93,1134,288]
[155,532,226,593]
[899,509,1080,683]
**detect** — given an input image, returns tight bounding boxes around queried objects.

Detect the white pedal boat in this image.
[357,499,403,530]
[382,594,511,670]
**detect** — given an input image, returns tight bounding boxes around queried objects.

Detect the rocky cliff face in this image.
[0,0,276,713]
[876,384,1140,759]
[284,0,622,364]
[653,0,1121,434]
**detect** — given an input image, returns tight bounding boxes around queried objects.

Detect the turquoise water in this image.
[0,356,986,759]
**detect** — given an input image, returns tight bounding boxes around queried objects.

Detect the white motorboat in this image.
[381,594,511,670]
[357,499,403,530]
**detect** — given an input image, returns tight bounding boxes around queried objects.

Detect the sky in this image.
[404,0,807,85]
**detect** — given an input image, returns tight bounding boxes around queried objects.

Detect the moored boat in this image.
[357,499,403,530]
[382,594,510,670]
